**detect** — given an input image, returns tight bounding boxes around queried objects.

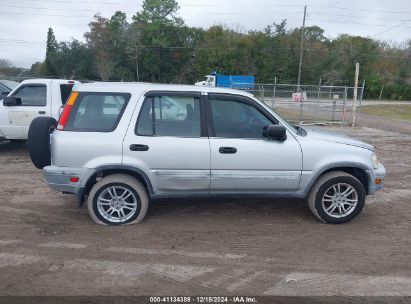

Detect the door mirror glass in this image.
[263,124,287,140]
[2,96,22,106]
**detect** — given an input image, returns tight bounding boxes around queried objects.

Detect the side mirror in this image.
[263,124,287,141]
[2,96,21,106]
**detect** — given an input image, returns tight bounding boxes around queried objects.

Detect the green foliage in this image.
[45,27,59,76]
[31,0,410,100]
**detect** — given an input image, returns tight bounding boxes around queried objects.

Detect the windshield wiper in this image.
[294,125,306,136]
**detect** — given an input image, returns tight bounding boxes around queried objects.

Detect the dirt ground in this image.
[0,118,410,297]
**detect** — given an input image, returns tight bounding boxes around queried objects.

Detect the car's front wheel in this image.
[308,171,366,224]
[87,174,149,225]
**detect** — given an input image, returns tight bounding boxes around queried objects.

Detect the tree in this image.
[133,0,183,26]
[131,0,186,82]
[84,14,115,80]
[26,7,411,100]
[45,27,59,76]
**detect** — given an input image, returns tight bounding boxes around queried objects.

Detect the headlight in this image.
[372,153,379,169]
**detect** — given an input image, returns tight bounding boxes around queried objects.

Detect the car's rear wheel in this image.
[27,117,57,169]
[308,171,366,224]
[87,174,149,226]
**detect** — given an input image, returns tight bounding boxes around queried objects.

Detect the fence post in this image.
[357,79,366,122]
[271,77,277,109]
[331,100,336,121]
[259,85,264,103]
[315,78,321,122]
[342,86,348,124]
[299,85,303,122]
[352,63,360,127]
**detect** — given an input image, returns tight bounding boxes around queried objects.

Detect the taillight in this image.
[57,91,78,130]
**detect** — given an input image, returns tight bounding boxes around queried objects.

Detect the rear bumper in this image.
[43,165,95,197]
[367,164,386,195]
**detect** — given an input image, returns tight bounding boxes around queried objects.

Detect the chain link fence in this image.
[1,75,364,125]
[241,82,365,125]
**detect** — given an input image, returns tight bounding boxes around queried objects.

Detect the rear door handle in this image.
[38,111,46,114]
[219,147,237,154]
[130,144,149,151]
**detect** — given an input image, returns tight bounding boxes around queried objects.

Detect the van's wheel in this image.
[308,171,366,224]
[87,174,149,226]
[27,117,57,169]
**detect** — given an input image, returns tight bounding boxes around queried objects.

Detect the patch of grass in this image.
[361,104,411,121]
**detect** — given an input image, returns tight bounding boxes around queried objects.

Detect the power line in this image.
[3,3,411,21]
[19,0,303,8]
[0,39,408,60]
[306,18,411,28]
[311,5,411,15]
[309,11,411,22]
[372,20,411,37]
[1,9,410,30]
[17,0,411,14]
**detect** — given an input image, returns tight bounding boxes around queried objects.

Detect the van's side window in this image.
[136,95,201,137]
[12,85,47,106]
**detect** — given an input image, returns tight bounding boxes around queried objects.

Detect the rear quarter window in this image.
[64,92,131,132]
[60,84,74,104]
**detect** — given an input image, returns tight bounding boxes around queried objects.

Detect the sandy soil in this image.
[0,123,410,297]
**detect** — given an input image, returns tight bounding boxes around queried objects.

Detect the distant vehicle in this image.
[26,82,385,226]
[0,79,80,141]
[195,71,255,90]
[0,80,19,99]
[0,84,10,99]
[0,80,19,91]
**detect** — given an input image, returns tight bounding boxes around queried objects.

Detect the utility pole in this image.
[297,5,307,93]
[352,62,360,127]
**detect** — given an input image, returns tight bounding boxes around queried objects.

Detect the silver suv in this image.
[27,82,386,225]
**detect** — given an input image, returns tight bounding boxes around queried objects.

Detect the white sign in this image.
[292,92,307,103]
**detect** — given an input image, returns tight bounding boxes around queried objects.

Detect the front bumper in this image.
[43,165,95,197]
[367,163,386,195]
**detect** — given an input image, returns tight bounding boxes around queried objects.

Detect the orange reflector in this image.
[375,178,382,185]
[57,91,79,130]
[69,177,79,183]
[66,91,78,106]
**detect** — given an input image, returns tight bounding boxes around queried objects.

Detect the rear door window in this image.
[135,95,201,137]
[65,92,130,132]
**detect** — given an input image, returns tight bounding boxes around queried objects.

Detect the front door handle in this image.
[130,144,149,151]
[38,111,46,114]
[219,147,237,154]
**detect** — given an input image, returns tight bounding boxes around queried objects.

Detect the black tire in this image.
[87,174,149,226]
[27,117,57,169]
[308,171,366,224]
